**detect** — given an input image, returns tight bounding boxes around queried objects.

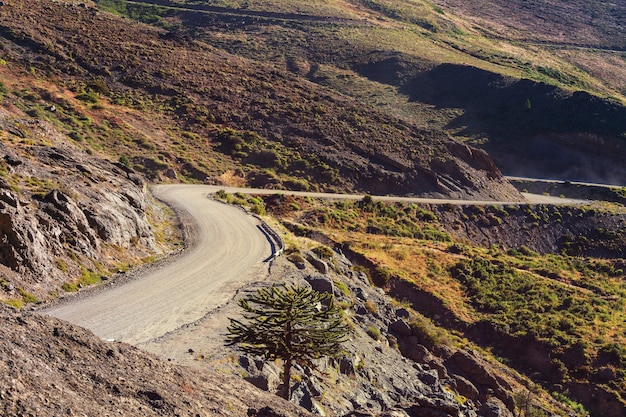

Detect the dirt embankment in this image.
[0,304,312,417]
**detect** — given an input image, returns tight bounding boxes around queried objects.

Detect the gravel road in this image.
[42,183,585,346]
[193,185,587,205]
[43,184,272,345]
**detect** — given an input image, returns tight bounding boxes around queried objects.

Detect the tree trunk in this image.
[282,358,292,400]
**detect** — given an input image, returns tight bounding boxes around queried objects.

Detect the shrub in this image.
[366,325,382,341]
[415,207,438,222]
[214,189,229,200]
[3,298,24,309]
[25,107,45,118]
[250,203,266,215]
[364,301,378,314]
[283,177,310,191]
[0,81,8,99]
[312,245,334,259]
[409,316,443,348]
[118,155,130,167]
[17,288,39,304]
[333,280,350,297]
[248,197,266,215]
[287,253,305,264]
[372,266,392,287]
[75,91,99,104]
[79,266,101,286]
[68,131,84,142]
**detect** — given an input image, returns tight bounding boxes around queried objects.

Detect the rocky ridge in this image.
[0,106,164,305]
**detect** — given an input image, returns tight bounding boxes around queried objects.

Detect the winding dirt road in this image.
[43,184,585,346]
[43,184,272,345]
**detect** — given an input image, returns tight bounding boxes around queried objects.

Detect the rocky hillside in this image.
[136,230,584,417]
[0,0,522,201]
[133,0,626,184]
[0,304,312,417]
[0,104,167,306]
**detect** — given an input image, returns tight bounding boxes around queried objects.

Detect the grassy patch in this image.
[2,298,24,309]
[17,287,40,304]
[61,282,79,293]
[366,325,382,341]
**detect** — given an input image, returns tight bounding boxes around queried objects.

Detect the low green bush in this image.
[366,325,382,341]
[312,245,334,259]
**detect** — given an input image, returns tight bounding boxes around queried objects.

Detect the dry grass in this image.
[332,231,476,322]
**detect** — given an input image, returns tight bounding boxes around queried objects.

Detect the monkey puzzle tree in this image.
[226,284,350,399]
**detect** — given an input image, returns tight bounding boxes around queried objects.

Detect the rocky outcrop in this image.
[0,111,162,302]
[216,253,529,417]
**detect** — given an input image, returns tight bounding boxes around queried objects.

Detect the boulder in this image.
[451,374,480,400]
[389,320,412,337]
[339,357,357,377]
[395,308,410,319]
[447,350,515,411]
[306,253,329,274]
[290,381,314,411]
[305,274,334,295]
[480,397,514,417]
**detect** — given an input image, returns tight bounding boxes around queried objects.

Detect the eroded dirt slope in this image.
[0,304,312,417]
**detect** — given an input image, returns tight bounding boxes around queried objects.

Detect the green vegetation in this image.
[270,195,450,242]
[17,287,39,304]
[312,245,334,259]
[264,194,626,412]
[79,265,103,287]
[216,127,337,191]
[448,250,626,395]
[226,284,350,399]
[75,91,99,104]
[1,287,40,309]
[0,81,9,99]
[62,282,79,293]
[2,298,24,309]
[95,0,171,25]
[333,280,350,297]
[287,252,305,265]
[366,325,382,341]
[409,315,447,349]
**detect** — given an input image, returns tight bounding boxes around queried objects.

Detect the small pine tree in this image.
[226,284,350,399]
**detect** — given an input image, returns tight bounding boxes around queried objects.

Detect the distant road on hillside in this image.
[123,0,367,25]
[199,184,587,205]
[505,176,624,189]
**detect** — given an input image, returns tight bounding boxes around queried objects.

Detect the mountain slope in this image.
[131,0,626,183]
[0,0,521,200]
[0,304,312,417]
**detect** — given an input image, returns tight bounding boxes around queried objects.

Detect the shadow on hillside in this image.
[393,64,626,183]
[400,64,626,138]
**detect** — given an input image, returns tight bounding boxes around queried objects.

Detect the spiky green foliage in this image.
[226,284,349,398]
